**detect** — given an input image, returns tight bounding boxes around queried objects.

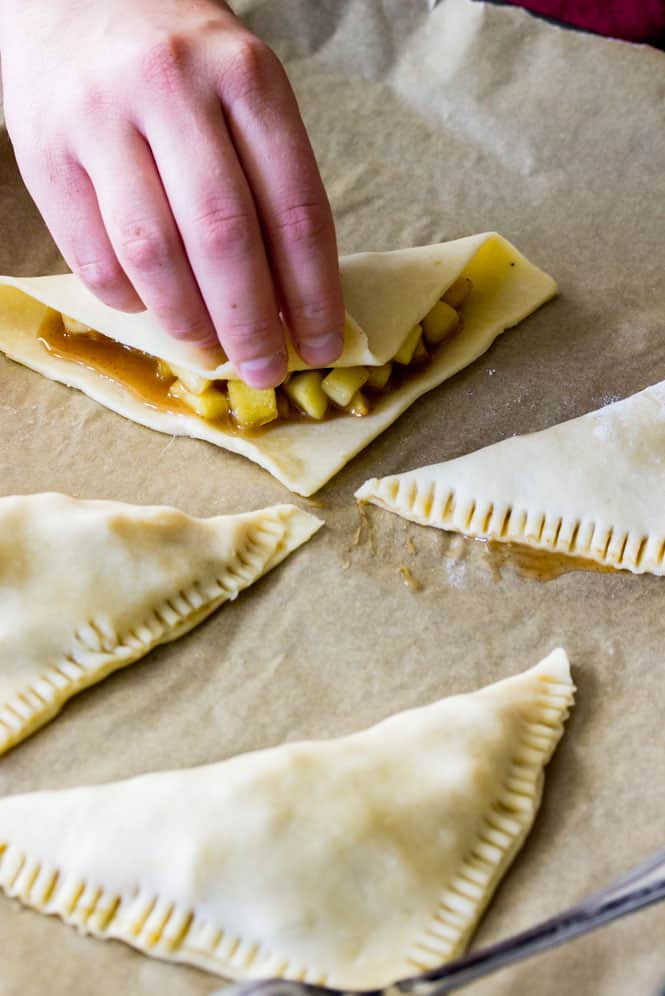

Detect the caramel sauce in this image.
[352,503,375,554]
[36,293,465,435]
[38,310,193,418]
[37,311,266,437]
[37,313,347,432]
[382,321,462,394]
[398,564,423,591]
[304,497,328,509]
[474,536,621,581]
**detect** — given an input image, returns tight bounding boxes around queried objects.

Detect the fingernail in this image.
[239,351,287,389]
[299,331,344,367]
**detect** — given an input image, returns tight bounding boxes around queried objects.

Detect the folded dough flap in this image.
[0,493,321,756]
[0,234,556,495]
[357,381,665,574]
[0,649,574,989]
[0,233,556,376]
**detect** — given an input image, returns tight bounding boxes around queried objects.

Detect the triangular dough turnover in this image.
[357,382,665,574]
[0,650,574,988]
[0,234,556,495]
[0,493,321,756]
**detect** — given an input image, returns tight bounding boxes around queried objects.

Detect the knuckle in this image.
[222,36,282,105]
[268,200,331,251]
[36,142,81,194]
[194,204,255,260]
[75,257,126,298]
[155,310,212,342]
[45,78,116,131]
[75,84,113,122]
[140,34,189,95]
[117,221,173,273]
[222,316,280,357]
[288,297,343,332]
[152,301,213,342]
[11,124,77,193]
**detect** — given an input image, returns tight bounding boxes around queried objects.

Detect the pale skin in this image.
[0,0,345,388]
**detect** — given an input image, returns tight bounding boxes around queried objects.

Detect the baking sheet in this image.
[0,1,664,994]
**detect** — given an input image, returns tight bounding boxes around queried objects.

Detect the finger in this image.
[78,126,218,348]
[136,62,288,388]
[217,36,345,367]
[16,144,143,312]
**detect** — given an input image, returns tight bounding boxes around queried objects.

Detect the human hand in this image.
[0,0,344,387]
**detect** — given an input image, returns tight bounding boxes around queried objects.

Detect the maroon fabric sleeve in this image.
[502,1,665,44]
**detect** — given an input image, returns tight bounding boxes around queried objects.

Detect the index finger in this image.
[139,97,288,388]
[215,35,345,369]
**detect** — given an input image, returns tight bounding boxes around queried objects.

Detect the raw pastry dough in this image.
[357,382,665,574]
[0,493,321,756]
[0,649,574,988]
[0,234,556,495]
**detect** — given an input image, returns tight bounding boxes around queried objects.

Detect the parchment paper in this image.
[0,2,664,994]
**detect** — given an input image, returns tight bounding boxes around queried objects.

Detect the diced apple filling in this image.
[394,323,424,365]
[285,371,329,420]
[442,275,472,309]
[227,380,278,428]
[322,367,369,407]
[168,363,212,396]
[57,275,472,429]
[366,363,392,389]
[62,315,93,335]
[348,391,371,417]
[422,301,459,347]
[168,380,229,420]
